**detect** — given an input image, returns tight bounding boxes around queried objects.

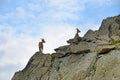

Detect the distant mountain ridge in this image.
[12,14,120,80]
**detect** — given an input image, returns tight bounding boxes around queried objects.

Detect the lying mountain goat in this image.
[38,39,46,53]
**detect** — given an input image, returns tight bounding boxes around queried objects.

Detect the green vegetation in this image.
[110,39,120,45]
[109,39,120,49]
[56,74,61,80]
[93,48,101,53]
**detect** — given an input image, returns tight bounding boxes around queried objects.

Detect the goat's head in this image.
[41,38,46,43]
[76,28,81,33]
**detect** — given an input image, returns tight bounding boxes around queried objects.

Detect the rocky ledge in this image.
[12,15,120,80]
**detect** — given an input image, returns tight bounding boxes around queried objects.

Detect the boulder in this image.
[67,37,82,44]
[54,45,69,52]
[83,29,98,42]
[68,42,90,54]
[96,45,116,54]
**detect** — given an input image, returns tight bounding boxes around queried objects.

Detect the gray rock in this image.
[12,52,52,80]
[93,50,120,80]
[98,15,120,41]
[83,15,120,42]
[98,45,116,54]
[12,15,120,80]
[83,29,99,42]
[67,37,82,44]
[115,15,120,24]
[68,42,91,54]
[54,45,69,53]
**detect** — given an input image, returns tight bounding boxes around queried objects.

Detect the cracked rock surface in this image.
[12,15,120,80]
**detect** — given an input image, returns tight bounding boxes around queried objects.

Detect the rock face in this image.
[12,15,120,80]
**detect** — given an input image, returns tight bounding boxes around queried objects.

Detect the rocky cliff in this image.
[12,15,120,80]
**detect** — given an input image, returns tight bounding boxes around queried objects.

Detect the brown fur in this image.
[38,39,45,53]
[74,28,80,41]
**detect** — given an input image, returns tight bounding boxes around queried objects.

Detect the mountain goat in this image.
[74,28,81,43]
[38,39,46,53]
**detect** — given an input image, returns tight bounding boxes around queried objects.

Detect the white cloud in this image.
[24,0,85,23]
[16,7,26,18]
[3,7,27,20]
[85,0,118,7]
[0,24,39,80]
[0,72,11,80]
[47,10,80,22]
[78,23,100,36]
[49,0,86,12]
[0,15,8,19]
[28,3,42,11]
[0,6,35,21]
[41,24,76,53]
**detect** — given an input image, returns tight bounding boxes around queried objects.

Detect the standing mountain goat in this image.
[38,39,46,53]
[74,28,81,43]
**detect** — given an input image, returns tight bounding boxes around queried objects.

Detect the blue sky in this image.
[0,0,120,80]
